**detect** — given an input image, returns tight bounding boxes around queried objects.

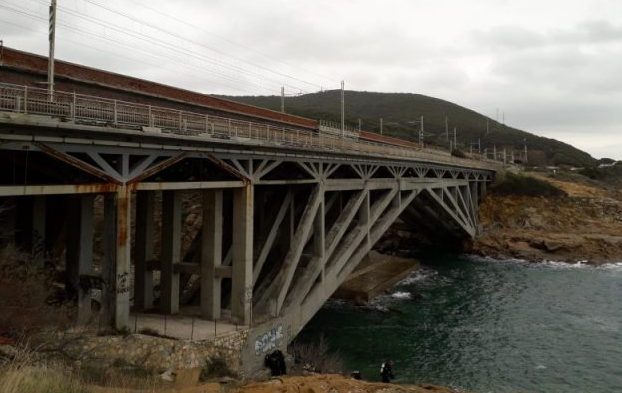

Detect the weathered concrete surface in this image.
[333,251,419,304]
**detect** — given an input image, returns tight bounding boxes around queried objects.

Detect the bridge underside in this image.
[0,125,492,368]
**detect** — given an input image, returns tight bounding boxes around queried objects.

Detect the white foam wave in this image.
[397,268,437,285]
[466,254,622,271]
[391,291,412,300]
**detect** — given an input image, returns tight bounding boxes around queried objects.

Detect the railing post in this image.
[205,114,208,134]
[71,92,76,120]
[23,86,28,114]
[113,100,118,125]
[228,119,231,135]
[148,105,153,127]
[179,111,182,132]
[248,122,252,138]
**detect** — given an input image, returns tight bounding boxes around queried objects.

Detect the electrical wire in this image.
[0,3,281,94]
[81,0,329,90]
[0,4,274,93]
[131,0,335,83]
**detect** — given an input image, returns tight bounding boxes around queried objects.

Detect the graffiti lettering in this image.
[116,272,130,294]
[254,325,284,356]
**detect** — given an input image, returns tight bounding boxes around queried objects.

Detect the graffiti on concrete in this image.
[254,325,284,355]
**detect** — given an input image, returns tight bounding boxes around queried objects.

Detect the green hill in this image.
[223,90,596,167]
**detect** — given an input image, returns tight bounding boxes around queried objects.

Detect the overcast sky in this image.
[1,0,621,159]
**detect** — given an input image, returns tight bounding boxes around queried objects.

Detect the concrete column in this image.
[480,181,487,198]
[102,194,117,327]
[31,196,46,266]
[66,194,95,324]
[161,190,181,314]
[134,191,154,310]
[115,187,131,330]
[232,185,253,324]
[201,190,223,320]
[470,181,479,210]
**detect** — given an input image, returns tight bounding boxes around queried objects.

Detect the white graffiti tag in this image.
[254,325,284,355]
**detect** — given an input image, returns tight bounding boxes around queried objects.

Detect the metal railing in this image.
[0,83,494,170]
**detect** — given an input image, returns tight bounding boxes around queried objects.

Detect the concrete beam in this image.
[0,184,118,197]
[135,181,245,191]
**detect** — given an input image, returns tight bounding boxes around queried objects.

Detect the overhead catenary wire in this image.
[28,0,309,93]
[131,0,335,84]
[78,0,329,92]
[0,2,285,94]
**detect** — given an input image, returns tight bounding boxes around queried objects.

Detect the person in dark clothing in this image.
[264,350,287,376]
[380,360,394,383]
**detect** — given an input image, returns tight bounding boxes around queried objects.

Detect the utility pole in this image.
[358,118,361,132]
[524,139,528,163]
[478,138,481,154]
[380,118,383,135]
[453,127,457,151]
[280,86,285,113]
[340,80,345,138]
[48,0,57,100]
[445,116,449,141]
[419,115,424,147]
[493,144,497,161]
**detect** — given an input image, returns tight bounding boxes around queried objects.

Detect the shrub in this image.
[451,148,466,158]
[289,335,343,375]
[491,172,566,197]
[200,355,236,380]
[0,246,73,337]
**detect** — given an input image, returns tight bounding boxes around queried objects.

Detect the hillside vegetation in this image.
[225,90,596,167]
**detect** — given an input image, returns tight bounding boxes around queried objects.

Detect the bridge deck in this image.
[0,82,496,171]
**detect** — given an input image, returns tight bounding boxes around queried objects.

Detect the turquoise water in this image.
[298,256,622,392]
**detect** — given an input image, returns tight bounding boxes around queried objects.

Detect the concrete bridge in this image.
[0,48,495,372]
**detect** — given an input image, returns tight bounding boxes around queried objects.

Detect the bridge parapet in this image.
[0,82,497,171]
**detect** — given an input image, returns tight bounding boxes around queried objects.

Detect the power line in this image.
[44,1,306,93]
[0,4,275,94]
[80,0,327,91]
[131,0,334,84]
[7,0,321,94]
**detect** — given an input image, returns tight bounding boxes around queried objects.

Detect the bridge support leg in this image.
[66,194,94,324]
[201,189,223,320]
[31,195,46,266]
[161,190,181,315]
[232,185,253,325]
[134,191,154,310]
[102,188,131,330]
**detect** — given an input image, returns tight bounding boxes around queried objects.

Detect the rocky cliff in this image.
[472,172,622,264]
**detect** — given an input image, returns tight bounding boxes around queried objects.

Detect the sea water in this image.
[297,255,622,392]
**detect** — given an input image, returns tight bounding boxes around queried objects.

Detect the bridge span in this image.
[0,50,496,372]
